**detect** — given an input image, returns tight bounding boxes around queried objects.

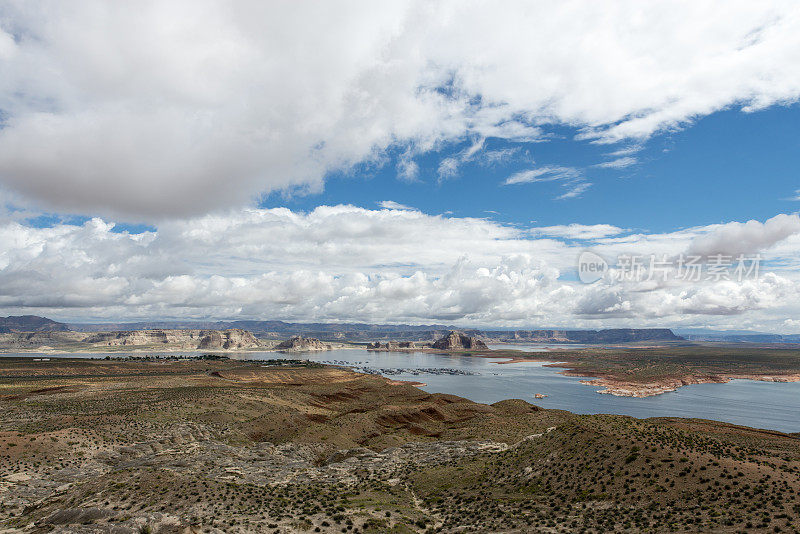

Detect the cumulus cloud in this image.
[0,2,799,217]
[1,206,800,329]
[575,273,798,318]
[783,318,800,331]
[0,208,568,322]
[687,214,800,257]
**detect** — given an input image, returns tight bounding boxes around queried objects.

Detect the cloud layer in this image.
[2,207,799,330]
[1,1,799,217]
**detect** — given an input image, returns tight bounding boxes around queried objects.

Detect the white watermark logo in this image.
[578,252,761,284]
[578,251,608,284]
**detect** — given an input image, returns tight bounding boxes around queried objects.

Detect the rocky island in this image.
[274,335,331,352]
[431,330,489,350]
[367,330,488,352]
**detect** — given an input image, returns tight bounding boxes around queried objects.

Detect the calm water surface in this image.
[3,347,799,433]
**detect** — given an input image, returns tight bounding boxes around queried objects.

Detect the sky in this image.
[1,1,800,331]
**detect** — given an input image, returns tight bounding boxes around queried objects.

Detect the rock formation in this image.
[81,329,260,349]
[431,331,488,350]
[368,333,487,351]
[275,336,331,352]
[197,329,260,350]
[0,329,262,351]
[0,331,85,349]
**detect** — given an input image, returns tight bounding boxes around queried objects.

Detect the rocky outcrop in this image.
[64,318,683,344]
[82,329,261,350]
[431,331,488,351]
[83,330,171,346]
[368,332,488,351]
[0,331,85,349]
[275,336,331,352]
[0,329,261,351]
[198,329,260,350]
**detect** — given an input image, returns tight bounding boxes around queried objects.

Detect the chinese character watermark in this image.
[578,252,761,284]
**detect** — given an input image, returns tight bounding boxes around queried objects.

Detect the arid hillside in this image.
[0,357,798,533]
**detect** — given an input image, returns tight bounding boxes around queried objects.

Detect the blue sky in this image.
[263,104,800,233]
[19,103,800,245]
[19,102,800,235]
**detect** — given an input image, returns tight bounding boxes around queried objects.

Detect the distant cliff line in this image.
[0,328,262,351]
[1,316,683,344]
[480,328,683,344]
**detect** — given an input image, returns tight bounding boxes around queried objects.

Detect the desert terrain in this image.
[0,356,799,533]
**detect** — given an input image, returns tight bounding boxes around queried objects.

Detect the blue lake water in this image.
[486,343,587,352]
[3,347,799,433]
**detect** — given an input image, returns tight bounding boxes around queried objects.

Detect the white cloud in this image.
[503,166,582,185]
[2,206,800,330]
[676,274,795,316]
[437,137,485,181]
[505,166,590,199]
[0,2,799,217]
[480,147,521,166]
[437,158,460,181]
[574,273,797,319]
[687,214,800,257]
[396,152,420,182]
[595,156,637,169]
[377,200,415,211]
[783,318,800,331]
[606,145,643,157]
[531,224,625,240]
[556,182,592,200]
[0,28,14,60]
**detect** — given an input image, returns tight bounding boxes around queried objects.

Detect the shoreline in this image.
[473,351,800,397]
[4,345,800,399]
[573,373,800,397]
[386,379,428,387]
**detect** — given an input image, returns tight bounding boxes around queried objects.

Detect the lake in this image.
[3,347,799,433]
[268,347,800,433]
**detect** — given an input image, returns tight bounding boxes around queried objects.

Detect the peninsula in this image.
[484,345,800,397]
